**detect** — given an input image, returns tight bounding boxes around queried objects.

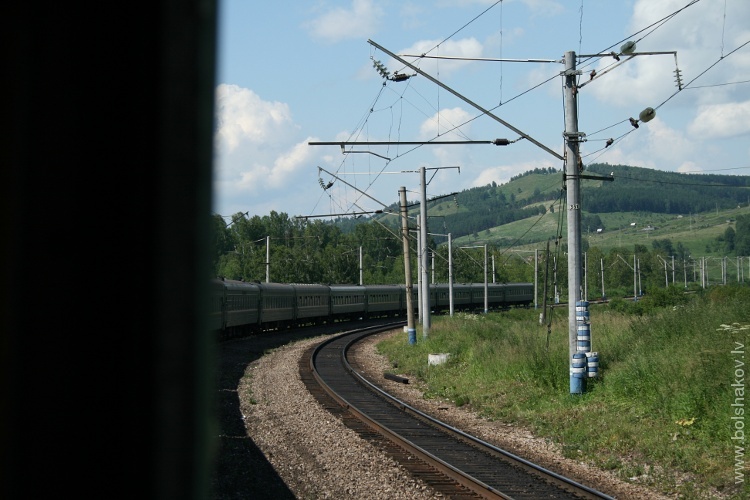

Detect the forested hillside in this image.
[370,163,750,242]
[583,164,750,214]
[212,164,750,294]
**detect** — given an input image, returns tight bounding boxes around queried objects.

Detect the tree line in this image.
[211,211,750,301]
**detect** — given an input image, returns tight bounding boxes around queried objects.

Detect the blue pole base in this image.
[570,375,585,394]
[407,328,417,345]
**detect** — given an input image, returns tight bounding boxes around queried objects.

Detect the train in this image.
[210,278,534,338]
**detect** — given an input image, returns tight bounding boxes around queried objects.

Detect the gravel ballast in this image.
[231,329,677,499]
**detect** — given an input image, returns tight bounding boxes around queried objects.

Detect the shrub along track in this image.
[302,323,616,500]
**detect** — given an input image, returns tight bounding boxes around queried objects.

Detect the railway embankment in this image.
[375,286,750,499]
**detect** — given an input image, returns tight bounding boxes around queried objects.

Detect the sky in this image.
[213,0,750,222]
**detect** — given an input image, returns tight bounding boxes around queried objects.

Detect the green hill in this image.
[397,163,750,258]
[215,163,750,287]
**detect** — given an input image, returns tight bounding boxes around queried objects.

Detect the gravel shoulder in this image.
[237,329,674,499]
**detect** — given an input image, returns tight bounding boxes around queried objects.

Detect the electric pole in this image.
[563,51,585,394]
[420,166,431,338]
[399,186,416,344]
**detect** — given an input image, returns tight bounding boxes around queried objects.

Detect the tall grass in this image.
[376,286,750,499]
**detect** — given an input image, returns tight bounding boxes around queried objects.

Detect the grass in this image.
[452,204,750,258]
[376,285,750,499]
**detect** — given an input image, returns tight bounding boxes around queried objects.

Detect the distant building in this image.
[630,222,636,226]
[596,228,603,233]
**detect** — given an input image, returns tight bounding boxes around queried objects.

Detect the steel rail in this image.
[309,325,615,499]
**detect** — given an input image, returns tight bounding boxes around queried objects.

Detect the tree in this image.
[735,215,750,255]
[674,241,686,259]
[651,238,675,256]
[724,226,736,253]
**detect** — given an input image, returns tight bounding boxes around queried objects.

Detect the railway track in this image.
[301,323,616,500]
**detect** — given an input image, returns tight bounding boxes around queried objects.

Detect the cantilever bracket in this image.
[563,173,615,182]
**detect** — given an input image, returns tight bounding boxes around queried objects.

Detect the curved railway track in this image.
[301,323,616,500]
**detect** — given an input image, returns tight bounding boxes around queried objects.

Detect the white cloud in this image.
[688,101,750,139]
[577,0,750,176]
[676,161,701,174]
[213,84,317,215]
[214,84,295,153]
[399,2,426,31]
[522,0,564,17]
[267,140,316,188]
[220,137,314,195]
[435,0,563,16]
[640,118,695,162]
[589,0,750,111]
[419,107,474,139]
[396,37,484,78]
[470,161,550,188]
[305,0,384,43]
[592,118,697,172]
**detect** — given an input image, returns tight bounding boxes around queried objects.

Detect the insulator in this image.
[372,59,390,79]
[620,41,636,54]
[639,107,655,123]
[674,68,683,90]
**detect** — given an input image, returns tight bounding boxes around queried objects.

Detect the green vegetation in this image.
[212,164,750,289]
[376,286,750,499]
[211,207,750,290]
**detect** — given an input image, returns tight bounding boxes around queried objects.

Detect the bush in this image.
[706,283,750,305]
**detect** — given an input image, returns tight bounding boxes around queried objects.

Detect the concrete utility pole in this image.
[534,249,539,309]
[448,233,454,316]
[417,231,422,323]
[633,252,638,302]
[540,239,550,325]
[420,166,431,338]
[266,236,270,283]
[399,186,416,344]
[483,244,488,314]
[431,252,435,284]
[563,50,584,393]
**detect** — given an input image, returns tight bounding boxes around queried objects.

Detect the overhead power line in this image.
[369,39,563,161]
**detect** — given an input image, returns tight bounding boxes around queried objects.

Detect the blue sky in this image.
[213,0,750,221]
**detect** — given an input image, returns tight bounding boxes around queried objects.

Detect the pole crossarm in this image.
[577,51,678,90]
[615,254,635,271]
[656,255,675,269]
[294,210,382,219]
[219,211,249,227]
[578,51,677,58]
[317,165,390,209]
[309,140,508,146]
[404,191,458,208]
[368,39,564,161]
[400,54,560,63]
[563,173,615,182]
